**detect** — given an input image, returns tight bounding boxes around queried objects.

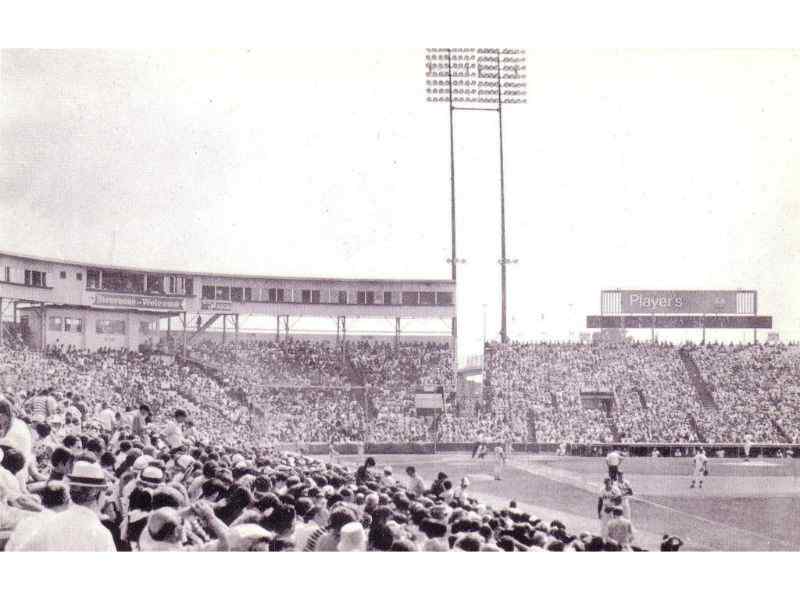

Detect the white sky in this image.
[2,48,799,358]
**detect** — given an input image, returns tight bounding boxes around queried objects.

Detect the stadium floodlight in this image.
[426,48,527,344]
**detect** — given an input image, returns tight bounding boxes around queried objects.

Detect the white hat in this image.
[68,461,108,488]
[176,454,194,470]
[225,524,272,551]
[139,466,164,487]
[133,456,151,471]
[337,522,366,552]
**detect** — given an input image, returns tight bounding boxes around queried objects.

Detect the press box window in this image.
[96,320,126,335]
[231,287,243,302]
[401,292,419,306]
[202,286,215,300]
[140,321,157,334]
[357,291,375,305]
[48,316,63,332]
[337,291,348,305]
[419,292,435,306]
[87,269,100,289]
[436,292,454,306]
[383,291,393,305]
[311,290,321,304]
[244,287,252,302]
[24,270,47,287]
[301,290,312,303]
[76,272,83,281]
[215,287,230,301]
[64,318,83,333]
[60,271,67,279]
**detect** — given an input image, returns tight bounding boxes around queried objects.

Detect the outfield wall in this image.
[273,442,800,458]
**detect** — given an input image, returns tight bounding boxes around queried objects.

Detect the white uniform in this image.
[743,434,753,460]
[493,447,506,480]
[691,451,707,486]
[616,478,633,520]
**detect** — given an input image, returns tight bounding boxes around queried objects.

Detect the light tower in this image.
[425,48,527,343]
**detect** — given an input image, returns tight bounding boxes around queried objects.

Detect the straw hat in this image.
[67,461,108,488]
[337,522,366,552]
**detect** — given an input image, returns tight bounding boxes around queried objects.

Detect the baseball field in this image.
[342,453,800,551]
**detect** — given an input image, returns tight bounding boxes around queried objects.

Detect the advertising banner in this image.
[620,290,738,314]
[200,300,233,312]
[93,293,183,311]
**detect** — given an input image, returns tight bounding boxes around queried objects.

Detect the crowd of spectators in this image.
[187,339,455,444]
[5,335,795,552]
[6,337,798,451]
[688,343,800,443]
[484,340,800,445]
[1,342,656,551]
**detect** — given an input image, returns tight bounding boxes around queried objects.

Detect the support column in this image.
[753,292,758,344]
[182,311,187,356]
[276,315,281,341]
[336,316,341,344]
[222,314,227,344]
[0,297,4,346]
[234,314,239,342]
[395,317,400,349]
[40,302,46,351]
[341,316,346,342]
[283,316,290,338]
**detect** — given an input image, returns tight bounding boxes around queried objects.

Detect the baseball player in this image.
[743,433,754,462]
[690,447,708,489]
[606,448,622,481]
[616,471,634,520]
[493,445,506,481]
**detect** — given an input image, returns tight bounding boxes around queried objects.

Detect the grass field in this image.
[341,453,800,551]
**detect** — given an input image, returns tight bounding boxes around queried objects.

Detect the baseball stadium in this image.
[1,47,800,554]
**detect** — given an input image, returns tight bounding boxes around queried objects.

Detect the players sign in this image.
[620,290,738,314]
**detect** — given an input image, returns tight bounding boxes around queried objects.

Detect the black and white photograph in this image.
[1,10,800,586]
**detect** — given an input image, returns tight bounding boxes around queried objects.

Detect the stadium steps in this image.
[771,418,792,443]
[185,314,222,346]
[688,413,707,443]
[527,409,538,443]
[548,391,559,411]
[635,388,648,410]
[678,347,718,409]
[604,397,622,442]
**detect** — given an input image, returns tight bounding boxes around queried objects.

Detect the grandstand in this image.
[3,252,800,551]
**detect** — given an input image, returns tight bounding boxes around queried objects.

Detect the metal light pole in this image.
[482,303,487,347]
[426,48,527,345]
